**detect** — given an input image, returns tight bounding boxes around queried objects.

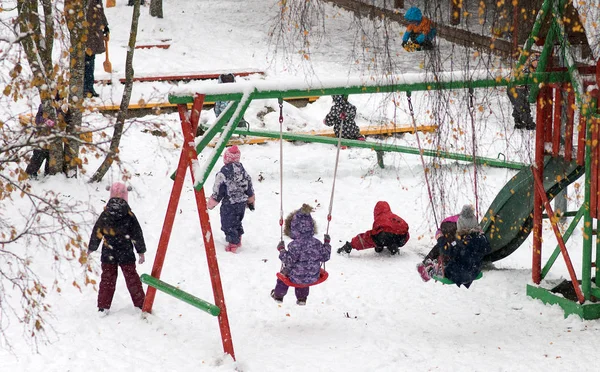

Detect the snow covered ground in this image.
[3,1,600,371]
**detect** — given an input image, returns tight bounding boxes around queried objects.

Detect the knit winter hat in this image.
[456,204,479,233]
[284,204,317,238]
[109,182,129,202]
[223,145,241,164]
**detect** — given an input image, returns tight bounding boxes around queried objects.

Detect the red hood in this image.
[374,201,391,218]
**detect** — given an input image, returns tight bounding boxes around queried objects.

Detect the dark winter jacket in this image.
[211,162,254,205]
[443,230,491,287]
[351,201,410,250]
[88,198,146,265]
[324,95,362,140]
[86,0,108,55]
[280,210,331,284]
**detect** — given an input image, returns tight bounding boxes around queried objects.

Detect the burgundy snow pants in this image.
[98,263,145,310]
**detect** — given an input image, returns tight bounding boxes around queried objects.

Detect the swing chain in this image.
[468,87,474,110]
[467,87,479,218]
[406,91,439,229]
[278,97,284,239]
[278,97,284,125]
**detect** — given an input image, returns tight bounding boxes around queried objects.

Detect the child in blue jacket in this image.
[402,7,436,51]
[207,145,255,253]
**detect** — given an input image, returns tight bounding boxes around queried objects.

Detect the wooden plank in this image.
[208,125,437,147]
[92,95,319,113]
[135,44,171,50]
[95,70,265,85]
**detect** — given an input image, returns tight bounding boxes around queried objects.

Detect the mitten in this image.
[337,242,352,254]
[402,41,407,47]
[207,197,219,210]
[247,194,255,211]
[324,234,331,244]
[277,241,286,252]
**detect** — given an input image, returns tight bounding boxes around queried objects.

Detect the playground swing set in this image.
[274,98,333,288]
[138,0,600,361]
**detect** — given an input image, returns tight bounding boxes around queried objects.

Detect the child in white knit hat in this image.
[417,204,490,288]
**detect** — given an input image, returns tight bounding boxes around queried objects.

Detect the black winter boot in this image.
[337,242,352,254]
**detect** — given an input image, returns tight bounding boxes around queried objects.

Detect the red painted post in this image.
[532,88,546,283]
[577,115,587,166]
[532,167,585,303]
[564,85,575,162]
[143,104,191,314]
[552,85,562,157]
[182,95,236,360]
[544,87,553,143]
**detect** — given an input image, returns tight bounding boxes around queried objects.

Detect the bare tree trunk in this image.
[63,0,89,178]
[17,0,63,174]
[89,0,141,183]
[150,0,163,18]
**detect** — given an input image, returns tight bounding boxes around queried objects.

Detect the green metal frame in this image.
[519,0,600,319]
[527,285,600,320]
[171,71,575,190]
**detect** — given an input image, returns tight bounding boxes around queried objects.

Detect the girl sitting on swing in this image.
[417,204,491,288]
[271,204,331,306]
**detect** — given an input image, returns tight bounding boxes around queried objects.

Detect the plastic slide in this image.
[481,156,583,262]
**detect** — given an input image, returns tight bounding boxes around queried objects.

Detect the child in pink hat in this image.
[207,146,255,253]
[88,182,146,315]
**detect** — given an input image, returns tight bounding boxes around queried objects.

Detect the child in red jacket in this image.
[337,201,409,255]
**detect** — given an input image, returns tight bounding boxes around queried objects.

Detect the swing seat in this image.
[276,268,329,288]
[432,271,483,285]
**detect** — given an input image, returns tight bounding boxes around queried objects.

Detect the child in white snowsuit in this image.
[207,145,255,253]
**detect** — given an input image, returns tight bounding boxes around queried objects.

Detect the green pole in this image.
[593,114,600,290]
[541,205,585,279]
[515,0,552,70]
[140,274,221,316]
[527,23,557,103]
[193,92,256,191]
[168,72,570,105]
[169,101,240,181]
[206,127,526,170]
[582,113,594,301]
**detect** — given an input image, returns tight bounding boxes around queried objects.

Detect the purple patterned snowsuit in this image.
[274,211,331,300]
[211,162,254,244]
